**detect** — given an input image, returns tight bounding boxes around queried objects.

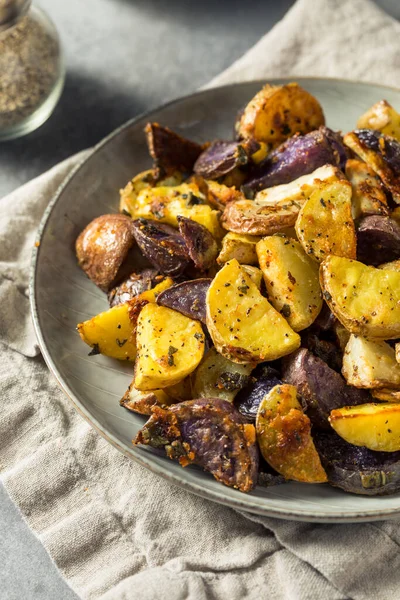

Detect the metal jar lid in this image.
[0,0,31,32]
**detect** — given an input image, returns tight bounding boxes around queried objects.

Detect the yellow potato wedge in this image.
[372,388,400,403]
[129,181,223,238]
[206,259,300,364]
[329,403,400,452]
[241,265,263,288]
[237,82,325,147]
[217,232,261,266]
[134,304,205,390]
[345,158,389,219]
[256,235,322,331]
[320,256,400,339]
[192,347,253,402]
[357,100,400,141]
[120,384,175,415]
[119,170,182,216]
[342,335,400,389]
[295,176,356,261]
[78,278,173,361]
[256,384,327,483]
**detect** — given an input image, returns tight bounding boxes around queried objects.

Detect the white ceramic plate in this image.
[30,78,400,522]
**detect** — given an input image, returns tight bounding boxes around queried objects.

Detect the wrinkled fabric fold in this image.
[1,0,400,598]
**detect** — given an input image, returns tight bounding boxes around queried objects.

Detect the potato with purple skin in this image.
[131,218,189,277]
[108,269,164,307]
[134,398,259,492]
[145,122,203,177]
[356,215,400,266]
[177,216,218,271]
[235,367,282,422]
[193,139,259,179]
[157,279,211,324]
[76,214,136,291]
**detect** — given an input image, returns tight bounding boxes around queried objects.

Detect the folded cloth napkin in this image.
[1,0,400,598]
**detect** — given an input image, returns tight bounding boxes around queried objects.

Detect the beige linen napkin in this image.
[2,0,400,598]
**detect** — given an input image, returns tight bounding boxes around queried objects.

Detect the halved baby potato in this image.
[206,259,300,364]
[134,303,205,390]
[329,403,400,452]
[320,256,400,339]
[342,335,400,389]
[256,235,322,331]
[256,384,327,483]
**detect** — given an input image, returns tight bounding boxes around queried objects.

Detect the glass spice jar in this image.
[0,0,64,140]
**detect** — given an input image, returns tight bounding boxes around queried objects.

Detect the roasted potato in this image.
[329,403,400,452]
[222,164,339,236]
[135,398,259,492]
[192,347,253,403]
[205,180,244,211]
[78,278,173,360]
[372,388,400,402]
[131,218,189,277]
[134,303,205,390]
[240,264,263,288]
[320,256,400,339]
[76,214,136,291]
[235,366,282,421]
[295,175,356,262]
[314,430,400,495]
[342,335,400,389]
[194,139,259,179]
[129,181,223,239]
[120,384,175,415]
[164,377,193,401]
[345,159,389,219]
[356,216,400,266]
[206,259,300,364]
[157,279,211,324]
[237,82,325,147]
[282,348,369,429]
[108,269,163,307]
[357,100,400,141]
[379,259,400,272]
[301,331,342,373]
[256,384,327,483]
[177,216,218,270]
[119,169,183,216]
[243,127,347,193]
[217,232,260,265]
[145,122,203,177]
[344,129,400,203]
[256,235,322,331]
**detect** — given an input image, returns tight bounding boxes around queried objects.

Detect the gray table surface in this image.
[1,0,399,598]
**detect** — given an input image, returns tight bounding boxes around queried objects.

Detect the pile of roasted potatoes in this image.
[76,83,400,495]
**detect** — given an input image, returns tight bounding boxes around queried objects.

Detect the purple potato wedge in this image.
[131,218,189,277]
[76,214,136,291]
[300,332,342,373]
[356,215,400,266]
[108,268,163,307]
[344,129,400,203]
[193,139,260,179]
[235,366,282,422]
[243,127,347,194]
[145,122,203,178]
[177,215,218,271]
[134,398,259,492]
[156,279,211,324]
[282,348,370,429]
[314,430,400,496]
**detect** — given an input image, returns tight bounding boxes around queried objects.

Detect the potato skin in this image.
[145,122,203,177]
[193,139,259,179]
[134,398,259,492]
[157,279,211,324]
[237,82,325,147]
[356,216,400,266]
[76,214,136,291]
[235,367,282,422]
[282,348,370,429]
[314,430,400,495]
[108,269,163,307]
[177,216,218,271]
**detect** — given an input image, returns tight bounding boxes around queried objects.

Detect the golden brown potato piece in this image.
[342,335,400,389]
[217,232,261,265]
[256,235,322,331]
[256,384,327,483]
[120,384,175,415]
[119,170,183,217]
[345,159,389,219]
[76,214,136,291]
[295,175,356,262]
[320,256,400,339]
[237,82,325,146]
[357,100,400,142]
[205,180,244,211]
[329,403,400,452]
[372,388,400,402]
[206,259,300,364]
